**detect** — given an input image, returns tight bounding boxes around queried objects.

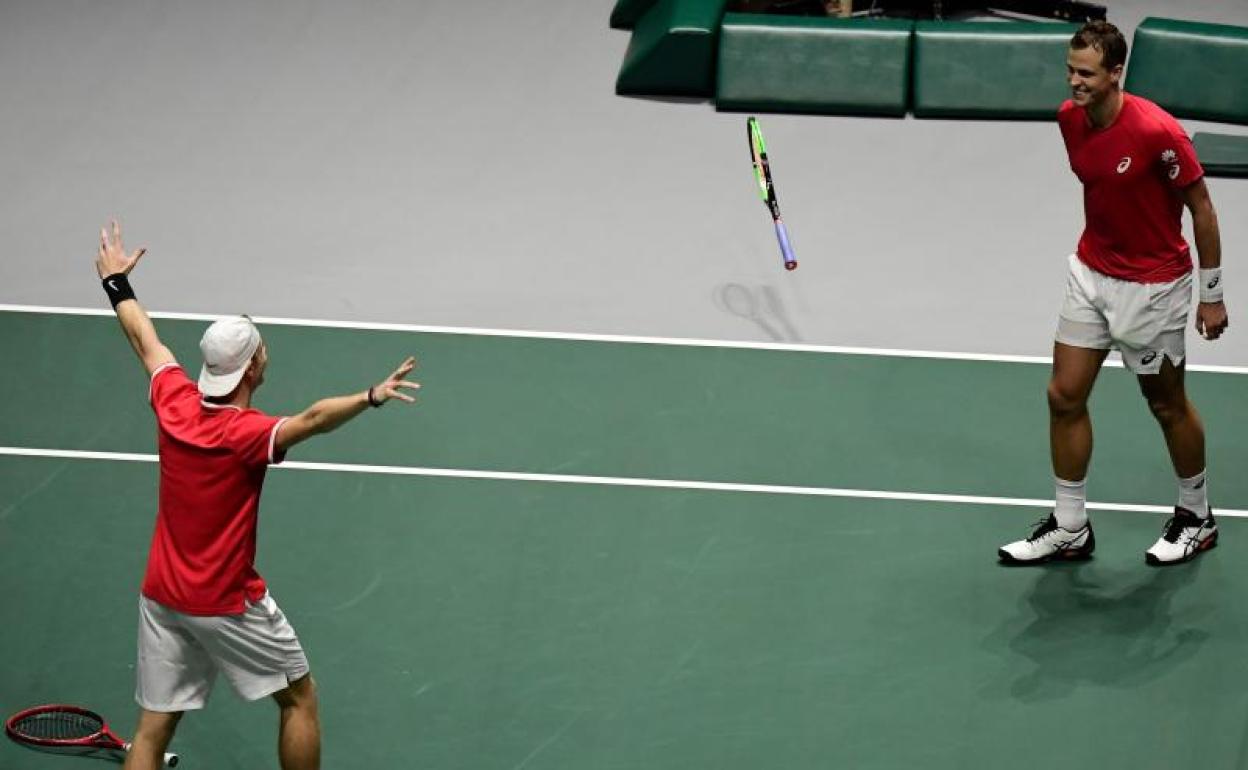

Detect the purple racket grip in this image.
[774,220,797,271]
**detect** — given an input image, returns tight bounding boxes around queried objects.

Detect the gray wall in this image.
[2,0,1245,365]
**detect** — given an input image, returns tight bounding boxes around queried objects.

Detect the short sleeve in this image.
[149,364,197,418]
[1056,101,1079,164]
[1154,117,1203,188]
[230,410,288,467]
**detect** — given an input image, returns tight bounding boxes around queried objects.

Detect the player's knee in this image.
[134,710,181,744]
[1145,395,1185,426]
[1047,381,1086,417]
[275,674,318,712]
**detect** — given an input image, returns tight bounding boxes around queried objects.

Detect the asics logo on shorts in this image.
[1116,157,1132,174]
[1141,350,1158,365]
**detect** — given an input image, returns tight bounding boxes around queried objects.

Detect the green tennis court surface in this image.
[3,309,1248,769]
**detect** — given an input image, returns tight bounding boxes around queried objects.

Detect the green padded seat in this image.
[616,0,729,96]
[716,15,914,117]
[1194,132,1248,178]
[1126,17,1248,124]
[912,21,1079,119]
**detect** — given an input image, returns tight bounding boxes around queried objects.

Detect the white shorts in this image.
[1055,254,1192,375]
[135,593,310,712]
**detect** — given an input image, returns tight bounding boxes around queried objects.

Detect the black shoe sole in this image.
[998,545,1095,565]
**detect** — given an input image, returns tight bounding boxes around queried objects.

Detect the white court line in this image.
[3,302,1246,373]
[3,446,1245,518]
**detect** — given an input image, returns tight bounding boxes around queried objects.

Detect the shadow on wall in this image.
[713,282,803,341]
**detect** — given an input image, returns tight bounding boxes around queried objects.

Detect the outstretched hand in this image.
[372,356,421,405]
[95,220,147,279]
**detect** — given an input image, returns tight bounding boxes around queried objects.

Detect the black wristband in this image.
[102,273,136,308]
[367,386,384,408]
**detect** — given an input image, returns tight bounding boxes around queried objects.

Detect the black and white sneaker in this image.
[999,513,1095,564]
[1145,507,1217,566]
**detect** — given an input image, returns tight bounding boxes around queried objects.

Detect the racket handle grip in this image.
[774,220,797,271]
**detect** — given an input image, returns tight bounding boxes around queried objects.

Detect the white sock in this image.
[1178,470,1209,518]
[1054,476,1088,530]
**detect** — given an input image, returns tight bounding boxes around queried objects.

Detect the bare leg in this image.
[273,675,320,770]
[1048,342,1110,481]
[1137,357,1206,478]
[122,709,181,770]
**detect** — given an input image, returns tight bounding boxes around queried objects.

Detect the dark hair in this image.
[1071,21,1128,72]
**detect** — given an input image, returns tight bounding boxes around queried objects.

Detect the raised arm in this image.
[274,356,420,453]
[96,221,176,375]
[1179,179,1229,341]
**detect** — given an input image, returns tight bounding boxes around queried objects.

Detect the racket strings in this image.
[12,711,104,741]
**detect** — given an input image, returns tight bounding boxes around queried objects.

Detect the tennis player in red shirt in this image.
[95,221,419,770]
[1000,21,1229,566]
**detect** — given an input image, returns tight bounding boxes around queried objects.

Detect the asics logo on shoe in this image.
[1116,157,1132,174]
[1177,522,1212,554]
[1030,525,1086,549]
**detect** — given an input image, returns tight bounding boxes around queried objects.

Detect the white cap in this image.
[198,316,262,397]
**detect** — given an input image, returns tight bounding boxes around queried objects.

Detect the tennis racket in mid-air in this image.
[5,704,179,767]
[747,116,797,271]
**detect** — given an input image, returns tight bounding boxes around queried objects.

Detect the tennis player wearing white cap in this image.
[95,221,419,770]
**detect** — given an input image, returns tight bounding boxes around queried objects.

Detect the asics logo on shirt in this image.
[1169,164,1181,180]
[1116,157,1132,174]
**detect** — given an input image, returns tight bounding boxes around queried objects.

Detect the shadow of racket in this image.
[713,282,802,342]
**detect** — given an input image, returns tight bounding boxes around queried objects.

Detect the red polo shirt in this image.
[1058,92,1203,283]
[141,363,288,615]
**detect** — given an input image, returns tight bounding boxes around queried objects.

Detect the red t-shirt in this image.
[1058,92,1203,283]
[141,363,288,615]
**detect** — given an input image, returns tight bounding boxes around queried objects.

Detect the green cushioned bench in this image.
[1126,17,1248,125]
[716,15,914,117]
[1194,132,1248,178]
[912,21,1079,119]
[615,0,729,96]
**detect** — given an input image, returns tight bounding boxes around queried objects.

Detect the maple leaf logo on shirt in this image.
[1161,149,1178,163]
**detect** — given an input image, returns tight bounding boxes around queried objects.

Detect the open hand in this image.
[372,356,421,405]
[95,220,147,279]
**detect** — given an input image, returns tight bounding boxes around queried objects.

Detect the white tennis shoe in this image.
[1145,507,1218,565]
[999,514,1095,564]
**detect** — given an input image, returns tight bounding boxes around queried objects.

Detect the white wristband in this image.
[1199,267,1223,303]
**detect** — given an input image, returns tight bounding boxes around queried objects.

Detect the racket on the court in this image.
[747,116,798,271]
[5,704,179,767]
